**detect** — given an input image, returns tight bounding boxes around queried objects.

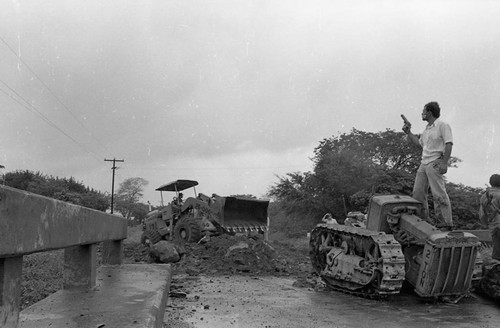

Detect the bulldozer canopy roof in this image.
[156,179,199,192]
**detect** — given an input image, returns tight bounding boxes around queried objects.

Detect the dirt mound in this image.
[151,234,312,281]
[178,235,268,274]
[124,233,316,287]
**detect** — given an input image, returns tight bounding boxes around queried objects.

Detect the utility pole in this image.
[104,158,124,214]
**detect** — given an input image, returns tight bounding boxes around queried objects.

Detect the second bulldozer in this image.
[141,179,269,245]
[309,195,483,301]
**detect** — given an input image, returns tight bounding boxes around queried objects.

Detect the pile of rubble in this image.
[124,233,315,286]
[172,234,312,278]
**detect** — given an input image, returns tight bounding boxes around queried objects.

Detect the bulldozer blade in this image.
[212,197,269,232]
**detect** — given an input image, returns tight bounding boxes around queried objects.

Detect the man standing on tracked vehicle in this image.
[402,102,454,231]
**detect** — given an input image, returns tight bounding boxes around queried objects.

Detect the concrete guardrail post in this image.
[0,257,23,328]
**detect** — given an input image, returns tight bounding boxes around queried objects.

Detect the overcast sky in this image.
[1,0,500,205]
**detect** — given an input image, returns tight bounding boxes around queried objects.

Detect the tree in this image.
[446,183,484,229]
[349,168,415,209]
[125,202,150,226]
[4,170,109,211]
[313,129,422,174]
[268,128,476,232]
[269,129,424,220]
[114,177,149,220]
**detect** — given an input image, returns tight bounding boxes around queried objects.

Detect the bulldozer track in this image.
[310,224,406,298]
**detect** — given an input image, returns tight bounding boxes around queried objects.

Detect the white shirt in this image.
[419,119,453,164]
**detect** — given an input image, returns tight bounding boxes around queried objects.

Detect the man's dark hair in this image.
[490,174,500,187]
[424,102,441,118]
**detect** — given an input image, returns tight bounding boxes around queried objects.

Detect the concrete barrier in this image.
[0,185,171,328]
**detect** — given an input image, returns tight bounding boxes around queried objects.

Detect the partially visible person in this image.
[402,102,454,230]
[321,213,338,225]
[479,174,500,262]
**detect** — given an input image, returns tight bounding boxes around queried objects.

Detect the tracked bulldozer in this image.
[309,195,483,301]
[141,179,269,245]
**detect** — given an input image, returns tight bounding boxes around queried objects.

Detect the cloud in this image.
[1,0,500,201]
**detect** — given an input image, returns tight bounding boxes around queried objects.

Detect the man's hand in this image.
[401,114,412,134]
[402,123,411,134]
[438,161,448,174]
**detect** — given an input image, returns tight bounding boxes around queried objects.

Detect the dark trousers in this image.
[492,226,500,261]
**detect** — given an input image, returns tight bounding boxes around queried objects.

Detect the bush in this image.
[269,202,319,239]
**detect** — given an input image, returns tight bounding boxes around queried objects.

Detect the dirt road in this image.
[124,232,500,328]
[164,274,500,328]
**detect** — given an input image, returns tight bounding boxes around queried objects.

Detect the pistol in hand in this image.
[401,114,411,134]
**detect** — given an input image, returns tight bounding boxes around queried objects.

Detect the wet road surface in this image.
[164,275,500,328]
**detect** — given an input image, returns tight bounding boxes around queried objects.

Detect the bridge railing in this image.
[0,185,127,328]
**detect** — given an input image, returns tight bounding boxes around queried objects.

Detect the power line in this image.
[0,82,104,162]
[0,35,112,156]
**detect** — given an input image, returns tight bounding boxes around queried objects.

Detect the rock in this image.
[236,266,251,272]
[169,291,187,298]
[225,241,249,257]
[173,242,186,257]
[186,266,201,276]
[150,240,180,263]
[233,258,246,265]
